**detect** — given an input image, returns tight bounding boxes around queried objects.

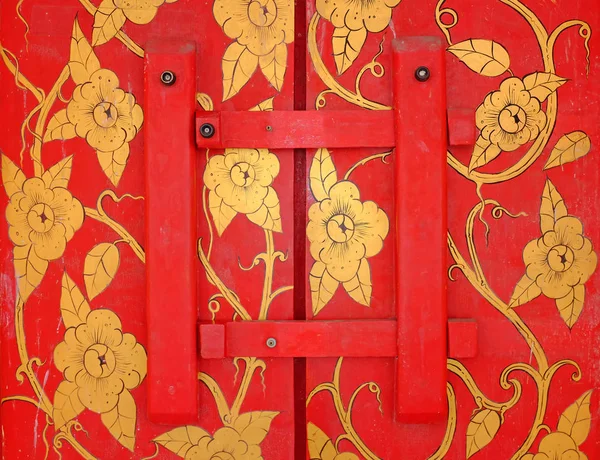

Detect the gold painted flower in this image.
[6,177,84,261]
[317,0,401,34]
[54,309,147,414]
[184,427,262,460]
[523,216,597,300]
[114,0,178,25]
[522,433,588,460]
[213,0,293,56]
[308,181,389,283]
[204,148,282,234]
[476,77,547,152]
[66,69,143,155]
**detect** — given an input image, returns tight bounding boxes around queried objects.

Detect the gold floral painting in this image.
[0,0,598,458]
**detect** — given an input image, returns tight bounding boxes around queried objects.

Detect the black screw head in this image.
[415,66,430,82]
[200,123,215,138]
[160,70,176,86]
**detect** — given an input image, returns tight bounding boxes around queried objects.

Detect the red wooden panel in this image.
[393,37,448,423]
[195,110,395,149]
[199,320,477,358]
[144,41,197,424]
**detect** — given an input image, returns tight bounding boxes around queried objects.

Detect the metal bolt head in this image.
[200,123,215,138]
[266,338,277,348]
[160,70,176,86]
[415,66,430,82]
[265,125,273,132]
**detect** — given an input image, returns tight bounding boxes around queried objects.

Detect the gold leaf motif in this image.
[41,155,73,189]
[523,72,567,102]
[60,272,91,328]
[1,154,26,199]
[92,0,127,47]
[232,411,279,445]
[53,380,85,429]
[247,186,282,232]
[69,17,100,84]
[309,148,338,201]
[44,110,76,142]
[96,144,130,187]
[448,39,510,77]
[466,409,502,458]
[101,388,137,451]
[509,273,541,308]
[556,285,585,329]
[310,261,339,316]
[469,136,501,172]
[14,244,48,302]
[332,26,367,75]
[259,43,287,91]
[153,426,211,457]
[544,131,591,170]
[249,97,275,111]
[84,243,120,300]
[208,190,237,236]
[307,422,338,460]
[222,42,259,101]
[343,258,372,306]
[557,390,593,446]
[540,178,567,234]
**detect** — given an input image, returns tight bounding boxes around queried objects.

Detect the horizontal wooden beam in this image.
[199,319,477,359]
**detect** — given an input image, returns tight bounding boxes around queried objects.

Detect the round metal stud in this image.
[200,123,215,138]
[265,125,273,132]
[266,338,277,348]
[415,66,430,82]
[160,70,176,86]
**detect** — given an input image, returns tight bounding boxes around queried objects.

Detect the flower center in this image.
[83,344,116,378]
[27,203,55,233]
[230,162,256,187]
[326,214,355,243]
[247,0,277,27]
[498,104,527,134]
[547,245,575,272]
[93,101,118,128]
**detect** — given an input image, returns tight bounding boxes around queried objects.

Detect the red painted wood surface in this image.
[393,37,448,423]
[199,320,477,359]
[196,110,395,149]
[144,41,198,424]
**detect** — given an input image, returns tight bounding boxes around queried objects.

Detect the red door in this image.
[1,0,599,458]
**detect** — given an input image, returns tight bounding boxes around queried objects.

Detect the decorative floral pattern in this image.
[523,216,597,299]
[204,148,282,235]
[54,308,147,415]
[154,412,278,459]
[65,69,143,153]
[6,176,84,262]
[214,0,293,57]
[522,432,588,460]
[114,0,178,24]
[307,148,389,315]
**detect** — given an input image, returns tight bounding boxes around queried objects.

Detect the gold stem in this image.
[198,241,252,321]
[258,230,275,321]
[307,13,391,111]
[198,372,231,424]
[77,0,145,58]
[14,297,53,416]
[447,232,548,372]
[427,383,457,460]
[448,359,522,413]
[31,65,70,176]
[84,207,145,263]
[344,151,392,181]
[230,358,264,420]
[0,43,44,102]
